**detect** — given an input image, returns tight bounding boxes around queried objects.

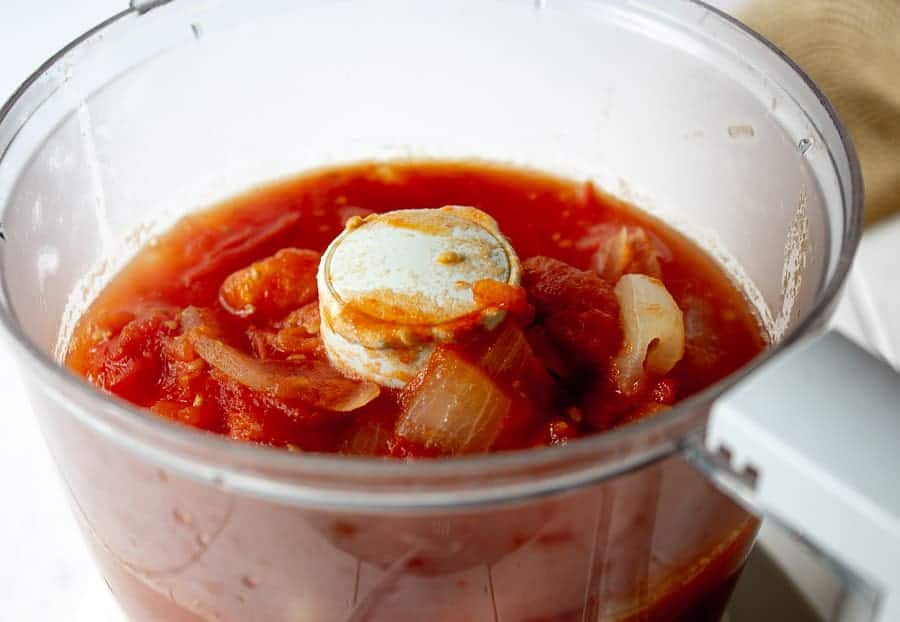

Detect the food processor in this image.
[0,1,897,620]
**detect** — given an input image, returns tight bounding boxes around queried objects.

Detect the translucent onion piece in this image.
[480,321,534,384]
[612,274,685,395]
[343,419,393,455]
[581,224,669,282]
[597,227,631,281]
[190,333,379,411]
[396,348,511,454]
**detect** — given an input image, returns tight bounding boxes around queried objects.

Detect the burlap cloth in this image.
[742,0,900,224]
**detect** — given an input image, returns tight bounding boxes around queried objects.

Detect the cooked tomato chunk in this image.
[220,248,320,319]
[80,307,180,405]
[521,256,621,368]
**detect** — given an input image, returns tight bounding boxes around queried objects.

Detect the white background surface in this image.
[0,3,130,619]
[0,1,898,620]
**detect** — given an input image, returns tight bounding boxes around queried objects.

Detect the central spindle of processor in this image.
[318,206,521,387]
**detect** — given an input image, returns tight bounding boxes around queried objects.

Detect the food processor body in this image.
[0,1,877,621]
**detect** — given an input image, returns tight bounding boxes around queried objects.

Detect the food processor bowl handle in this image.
[690,331,900,622]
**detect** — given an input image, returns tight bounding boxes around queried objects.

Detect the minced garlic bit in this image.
[436,250,465,265]
[164,320,178,330]
[192,394,204,407]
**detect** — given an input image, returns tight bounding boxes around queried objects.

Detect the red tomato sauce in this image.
[66,161,766,455]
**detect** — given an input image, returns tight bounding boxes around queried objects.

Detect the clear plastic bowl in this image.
[0,1,860,620]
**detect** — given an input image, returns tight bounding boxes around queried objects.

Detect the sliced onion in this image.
[396,348,511,454]
[190,333,379,411]
[596,227,631,281]
[480,321,534,384]
[583,225,668,282]
[396,322,550,454]
[612,274,685,395]
[343,419,392,455]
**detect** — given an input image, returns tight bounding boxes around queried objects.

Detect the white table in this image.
[0,1,897,620]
